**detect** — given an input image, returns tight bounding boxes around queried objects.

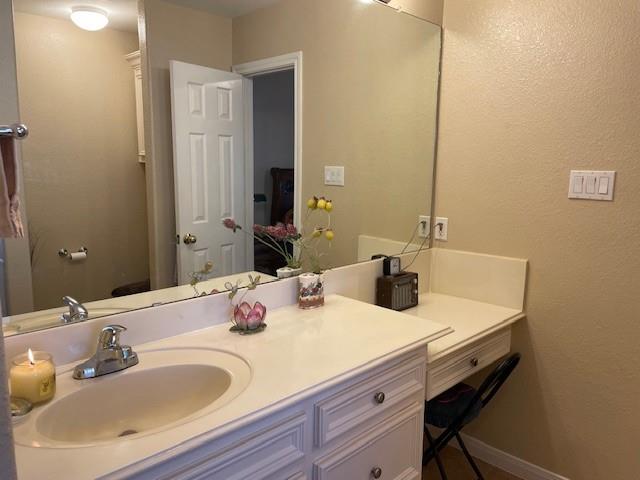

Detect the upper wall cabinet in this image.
[125,50,145,163]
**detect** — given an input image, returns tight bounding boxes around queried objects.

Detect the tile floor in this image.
[422,446,523,480]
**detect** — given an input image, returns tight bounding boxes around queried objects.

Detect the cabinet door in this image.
[313,403,422,480]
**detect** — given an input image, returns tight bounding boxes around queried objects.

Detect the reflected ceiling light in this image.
[70,6,109,31]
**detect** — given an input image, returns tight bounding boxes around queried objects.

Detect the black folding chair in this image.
[422,353,521,480]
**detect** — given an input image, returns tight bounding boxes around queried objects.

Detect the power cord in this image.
[402,221,444,272]
[400,219,427,254]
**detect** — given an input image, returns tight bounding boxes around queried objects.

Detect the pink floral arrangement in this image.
[223,195,334,273]
[223,218,301,268]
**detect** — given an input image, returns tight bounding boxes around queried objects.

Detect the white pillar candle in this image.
[10,349,56,404]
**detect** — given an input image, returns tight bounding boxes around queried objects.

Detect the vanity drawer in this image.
[313,402,422,480]
[426,329,511,400]
[314,354,426,448]
[124,413,306,480]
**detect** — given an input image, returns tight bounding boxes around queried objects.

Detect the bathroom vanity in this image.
[7,247,528,479]
[11,296,452,479]
[5,246,528,480]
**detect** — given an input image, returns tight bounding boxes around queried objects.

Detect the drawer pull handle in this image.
[470,357,479,367]
[373,392,385,404]
[371,466,383,478]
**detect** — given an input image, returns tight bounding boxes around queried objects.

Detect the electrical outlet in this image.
[434,217,448,241]
[418,215,430,238]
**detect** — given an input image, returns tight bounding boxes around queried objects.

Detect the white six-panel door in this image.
[170,60,247,284]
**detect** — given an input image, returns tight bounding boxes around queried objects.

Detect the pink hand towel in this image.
[0,136,24,238]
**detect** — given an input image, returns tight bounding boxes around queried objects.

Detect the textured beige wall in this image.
[436,1,640,478]
[142,0,232,288]
[233,0,440,268]
[390,0,443,25]
[14,12,148,311]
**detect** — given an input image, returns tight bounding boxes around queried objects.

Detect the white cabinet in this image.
[125,50,145,163]
[112,349,427,480]
[313,403,423,480]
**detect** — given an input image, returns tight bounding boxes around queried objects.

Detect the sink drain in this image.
[118,429,138,437]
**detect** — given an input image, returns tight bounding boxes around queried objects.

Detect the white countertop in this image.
[14,294,451,480]
[403,293,525,362]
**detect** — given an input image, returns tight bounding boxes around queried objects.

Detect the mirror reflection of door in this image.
[170,61,248,285]
[171,62,296,282]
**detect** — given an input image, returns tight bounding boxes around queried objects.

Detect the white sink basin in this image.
[13,347,251,448]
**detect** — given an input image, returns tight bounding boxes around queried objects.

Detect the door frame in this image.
[232,52,303,265]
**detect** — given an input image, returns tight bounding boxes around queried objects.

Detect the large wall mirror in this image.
[2,0,441,336]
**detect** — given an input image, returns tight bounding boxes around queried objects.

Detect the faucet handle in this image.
[99,325,127,350]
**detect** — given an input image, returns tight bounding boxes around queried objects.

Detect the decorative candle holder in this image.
[298,273,324,309]
[10,350,56,405]
[229,302,267,335]
[225,274,268,335]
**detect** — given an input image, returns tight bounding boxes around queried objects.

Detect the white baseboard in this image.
[434,429,570,480]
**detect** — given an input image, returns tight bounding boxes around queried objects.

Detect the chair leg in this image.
[455,432,484,480]
[424,427,448,480]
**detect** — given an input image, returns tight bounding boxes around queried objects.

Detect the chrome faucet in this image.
[61,296,89,323]
[73,325,139,379]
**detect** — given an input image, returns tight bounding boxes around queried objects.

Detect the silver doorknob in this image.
[374,392,385,404]
[371,466,382,478]
[183,233,197,245]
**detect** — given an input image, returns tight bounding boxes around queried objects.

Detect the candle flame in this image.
[27,348,35,365]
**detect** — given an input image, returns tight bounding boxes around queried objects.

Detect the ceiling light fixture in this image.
[70,6,109,31]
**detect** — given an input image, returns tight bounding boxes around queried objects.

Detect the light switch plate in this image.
[568,170,615,201]
[434,217,448,241]
[324,166,345,186]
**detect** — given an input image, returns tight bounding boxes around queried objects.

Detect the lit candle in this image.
[10,349,56,404]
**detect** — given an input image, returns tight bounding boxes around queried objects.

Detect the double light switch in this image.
[324,166,345,186]
[568,171,615,201]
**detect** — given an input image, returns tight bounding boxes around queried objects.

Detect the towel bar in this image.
[0,123,28,139]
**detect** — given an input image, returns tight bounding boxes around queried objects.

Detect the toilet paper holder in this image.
[58,247,88,259]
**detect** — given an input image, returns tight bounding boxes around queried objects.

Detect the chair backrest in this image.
[476,353,521,408]
[448,353,521,433]
[270,168,294,225]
